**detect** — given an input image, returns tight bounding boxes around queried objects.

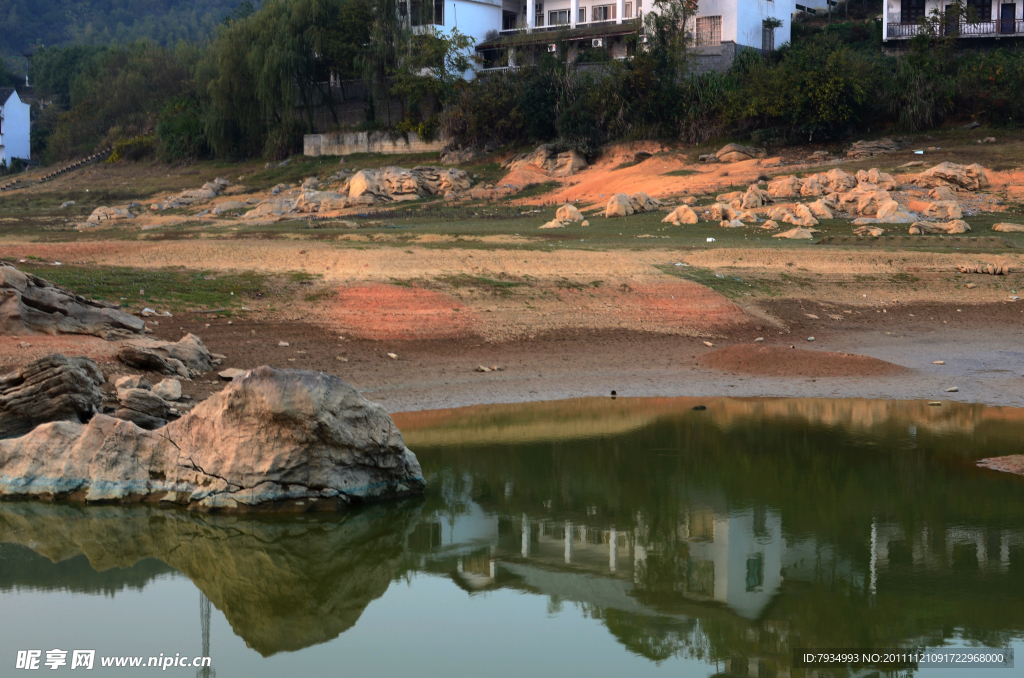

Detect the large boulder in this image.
[118,333,215,378]
[715,143,766,163]
[773,227,818,239]
[555,204,584,222]
[0,264,144,338]
[0,366,425,511]
[605,193,634,218]
[662,205,699,225]
[993,223,1024,233]
[917,162,990,191]
[628,192,663,212]
[0,354,104,439]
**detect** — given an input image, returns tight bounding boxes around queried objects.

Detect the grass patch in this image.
[509,182,560,201]
[663,169,697,177]
[16,264,270,312]
[304,288,337,303]
[658,264,778,298]
[436,274,528,295]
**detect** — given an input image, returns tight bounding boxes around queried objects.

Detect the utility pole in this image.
[197,593,215,678]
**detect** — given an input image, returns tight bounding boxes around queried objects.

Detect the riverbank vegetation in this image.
[17,0,1024,166]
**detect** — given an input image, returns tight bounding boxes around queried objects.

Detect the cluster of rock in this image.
[540,204,588,229]
[0,366,425,511]
[501,145,588,177]
[845,138,900,159]
[700,144,768,164]
[151,177,232,211]
[909,220,971,235]
[86,206,134,225]
[957,262,1011,275]
[348,166,472,202]
[0,264,145,338]
[605,192,664,218]
[118,333,220,379]
[111,374,187,429]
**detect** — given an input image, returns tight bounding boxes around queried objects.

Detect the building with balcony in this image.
[474,0,794,72]
[0,88,31,169]
[883,0,1024,42]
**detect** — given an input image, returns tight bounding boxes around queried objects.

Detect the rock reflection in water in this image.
[0,501,421,656]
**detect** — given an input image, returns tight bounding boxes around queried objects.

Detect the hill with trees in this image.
[0,0,249,56]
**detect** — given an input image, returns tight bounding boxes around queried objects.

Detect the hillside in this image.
[0,0,248,56]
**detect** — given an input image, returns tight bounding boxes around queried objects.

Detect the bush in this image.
[108,135,157,162]
[156,97,209,162]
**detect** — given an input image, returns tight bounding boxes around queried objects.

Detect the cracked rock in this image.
[0,366,425,511]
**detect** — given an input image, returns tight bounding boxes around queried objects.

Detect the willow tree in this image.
[202,0,373,158]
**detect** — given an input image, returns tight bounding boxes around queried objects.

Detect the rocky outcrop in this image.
[0,355,104,439]
[714,143,767,163]
[0,264,144,338]
[117,333,216,378]
[86,206,134,225]
[917,162,990,191]
[501,145,588,177]
[909,219,971,234]
[605,192,663,218]
[993,223,1024,233]
[0,366,425,511]
[151,178,230,211]
[347,166,472,203]
[846,138,899,159]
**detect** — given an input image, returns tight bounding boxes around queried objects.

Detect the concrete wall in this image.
[0,91,31,166]
[304,131,447,157]
[444,0,505,48]
[690,0,794,51]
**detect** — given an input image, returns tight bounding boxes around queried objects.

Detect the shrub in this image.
[156,97,209,162]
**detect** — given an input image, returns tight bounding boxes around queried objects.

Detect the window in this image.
[624,2,632,17]
[762,22,775,50]
[536,2,544,25]
[578,6,586,21]
[900,0,926,22]
[695,15,722,46]
[745,554,764,591]
[410,0,444,25]
[549,9,569,24]
[966,0,992,19]
[593,4,616,20]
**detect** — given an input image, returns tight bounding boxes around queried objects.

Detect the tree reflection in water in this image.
[0,396,1022,675]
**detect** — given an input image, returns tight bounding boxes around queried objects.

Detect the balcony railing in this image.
[497,17,637,35]
[887,18,1024,38]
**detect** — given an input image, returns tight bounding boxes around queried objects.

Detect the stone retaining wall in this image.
[304,131,447,157]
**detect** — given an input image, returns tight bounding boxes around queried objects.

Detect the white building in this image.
[883,0,1024,42]
[412,0,506,51]
[0,88,30,169]
[475,0,795,71]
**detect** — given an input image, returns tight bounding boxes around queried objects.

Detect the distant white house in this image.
[0,88,31,169]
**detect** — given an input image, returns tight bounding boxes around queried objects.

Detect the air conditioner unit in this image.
[547,43,557,52]
[592,37,604,47]
[640,34,649,43]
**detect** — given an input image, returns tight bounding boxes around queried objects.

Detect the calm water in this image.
[2,396,1023,677]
